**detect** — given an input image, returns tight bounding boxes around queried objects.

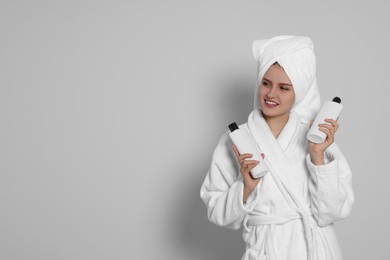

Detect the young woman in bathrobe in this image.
[200,35,354,260]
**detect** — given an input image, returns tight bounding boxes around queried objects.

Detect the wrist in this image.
[243,186,254,204]
[244,185,253,194]
[310,151,325,165]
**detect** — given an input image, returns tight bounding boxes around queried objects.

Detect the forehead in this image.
[263,64,292,85]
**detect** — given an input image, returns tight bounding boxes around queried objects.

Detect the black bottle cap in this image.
[228,122,239,132]
[332,97,341,103]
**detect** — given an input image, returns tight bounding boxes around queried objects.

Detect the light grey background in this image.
[1,1,389,259]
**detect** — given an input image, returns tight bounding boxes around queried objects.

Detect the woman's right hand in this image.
[231,144,264,203]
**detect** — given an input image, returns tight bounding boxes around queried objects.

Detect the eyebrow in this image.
[263,77,293,86]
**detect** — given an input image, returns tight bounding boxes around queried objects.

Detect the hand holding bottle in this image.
[308,118,339,165]
[228,122,268,178]
[231,144,264,203]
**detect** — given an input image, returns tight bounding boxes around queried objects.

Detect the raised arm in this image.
[307,142,354,226]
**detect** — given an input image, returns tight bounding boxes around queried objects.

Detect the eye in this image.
[262,81,271,87]
[280,86,290,91]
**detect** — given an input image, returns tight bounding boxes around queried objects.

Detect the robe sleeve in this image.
[200,132,259,230]
[306,142,354,227]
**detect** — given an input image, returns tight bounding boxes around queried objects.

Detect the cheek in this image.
[286,92,295,107]
[258,86,266,99]
[279,92,294,106]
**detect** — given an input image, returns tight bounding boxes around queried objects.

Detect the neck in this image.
[263,113,290,139]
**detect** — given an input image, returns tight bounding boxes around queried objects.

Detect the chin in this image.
[261,107,276,117]
[261,107,289,119]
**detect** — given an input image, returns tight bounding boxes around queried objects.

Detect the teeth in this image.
[265,100,278,105]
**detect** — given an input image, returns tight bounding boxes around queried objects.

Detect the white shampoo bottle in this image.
[307,97,343,144]
[228,122,268,178]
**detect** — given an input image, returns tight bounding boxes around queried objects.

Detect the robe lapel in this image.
[246,109,306,210]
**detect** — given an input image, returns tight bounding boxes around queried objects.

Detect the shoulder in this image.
[213,130,233,158]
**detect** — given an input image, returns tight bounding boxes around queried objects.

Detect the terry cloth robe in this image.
[200,109,354,260]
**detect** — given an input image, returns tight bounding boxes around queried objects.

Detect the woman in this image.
[200,35,354,260]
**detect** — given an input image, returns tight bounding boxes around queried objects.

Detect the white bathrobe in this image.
[200,36,354,260]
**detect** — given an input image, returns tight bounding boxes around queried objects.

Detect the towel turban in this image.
[252,35,321,122]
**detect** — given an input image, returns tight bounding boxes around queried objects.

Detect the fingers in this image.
[247,161,260,173]
[324,118,339,131]
[239,154,254,165]
[318,124,334,138]
[241,160,259,175]
[318,121,338,143]
[318,119,339,136]
[242,159,259,168]
[232,144,252,162]
[319,119,339,129]
[231,144,263,162]
[309,119,340,154]
[318,123,333,132]
[311,118,338,128]
[230,145,265,175]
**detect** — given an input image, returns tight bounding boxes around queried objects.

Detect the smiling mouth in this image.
[264,99,279,106]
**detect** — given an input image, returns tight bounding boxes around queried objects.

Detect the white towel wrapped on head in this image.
[252,35,321,122]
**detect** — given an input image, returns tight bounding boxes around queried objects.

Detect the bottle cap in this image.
[332,97,341,103]
[228,122,239,132]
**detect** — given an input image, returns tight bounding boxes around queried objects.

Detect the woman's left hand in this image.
[308,118,339,165]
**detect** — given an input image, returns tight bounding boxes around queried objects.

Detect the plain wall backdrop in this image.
[1,1,389,259]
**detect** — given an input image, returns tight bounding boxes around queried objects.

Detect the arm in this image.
[307,143,354,226]
[200,132,260,230]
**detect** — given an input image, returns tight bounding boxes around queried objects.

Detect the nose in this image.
[265,86,276,98]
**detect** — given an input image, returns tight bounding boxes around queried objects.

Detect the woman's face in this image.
[259,64,295,120]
